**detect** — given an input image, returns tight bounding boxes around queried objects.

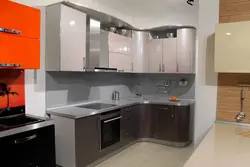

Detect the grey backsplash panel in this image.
[46,72,195,109]
[46,72,134,108]
[132,73,195,99]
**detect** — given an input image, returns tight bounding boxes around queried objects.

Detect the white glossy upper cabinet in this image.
[177,28,196,73]
[109,52,132,72]
[131,31,150,73]
[162,38,177,73]
[215,21,250,73]
[108,32,131,55]
[149,39,163,73]
[46,4,87,71]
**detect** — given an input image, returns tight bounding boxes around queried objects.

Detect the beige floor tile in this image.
[95,142,194,167]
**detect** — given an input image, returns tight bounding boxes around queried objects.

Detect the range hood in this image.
[84,17,117,72]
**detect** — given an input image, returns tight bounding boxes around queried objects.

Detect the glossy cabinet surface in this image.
[108,32,131,55]
[149,39,163,73]
[177,29,196,73]
[0,126,56,167]
[149,38,177,73]
[131,31,150,73]
[109,52,132,72]
[0,1,40,69]
[0,1,40,39]
[46,4,87,71]
[0,34,40,69]
[163,38,177,73]
[108,32,132,72]
[215,21,250,73]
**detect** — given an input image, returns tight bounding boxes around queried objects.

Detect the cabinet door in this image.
[215,22,250,72]
[177,29,196,73]
[139,104,155,138]
[0,33,40,69]
[172,106,191,142]
[108,32,131,55]
[120,54,132,72]
[153,105,174,141]
[149,39,163,73]
[109,52,131,72]
[60,5,86,71]
[75,115,100,167]
[121,107,132,146]
[0,126,56,167]
[0,1,40,39]
[162,38,177,73]
[109,52,121,70]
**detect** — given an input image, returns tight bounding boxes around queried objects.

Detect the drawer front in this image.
[0,1,40,39]
[0,126,56,167]
[0,34,40,69]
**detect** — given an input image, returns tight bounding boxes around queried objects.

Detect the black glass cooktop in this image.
[77,103,117,110]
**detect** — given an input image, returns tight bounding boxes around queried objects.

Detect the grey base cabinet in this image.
[52,103,192,167]
[152,105,191,142]
[121,105,140,146]
[75,115,100,167]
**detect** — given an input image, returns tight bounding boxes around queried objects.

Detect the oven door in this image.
[101,114,122,150]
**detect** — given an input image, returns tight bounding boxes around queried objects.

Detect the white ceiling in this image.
[94,0,198,27]
[96,0,197,17]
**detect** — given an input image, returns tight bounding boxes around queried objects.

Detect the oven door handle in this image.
[104,116,122,123]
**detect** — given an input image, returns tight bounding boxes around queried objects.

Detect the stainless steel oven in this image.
[100,110,122,150]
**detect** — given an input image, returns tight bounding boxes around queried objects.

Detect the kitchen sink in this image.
[0,114,44,130]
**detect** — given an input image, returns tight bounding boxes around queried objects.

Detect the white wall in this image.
[194,0,219,144]
[25,7,46,117]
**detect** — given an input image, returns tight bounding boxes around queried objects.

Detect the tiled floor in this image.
[95,142,194,167]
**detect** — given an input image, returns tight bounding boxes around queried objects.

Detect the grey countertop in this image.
[46,97,195,119]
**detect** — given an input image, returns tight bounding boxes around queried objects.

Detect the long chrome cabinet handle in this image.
[14,134,37,144]
[0,63,21,67]
[162,64,165,72]
[104,116,122,123]
[0,28,21,35]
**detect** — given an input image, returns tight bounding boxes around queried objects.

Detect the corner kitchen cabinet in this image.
[46,4,87,71]
[215,21,250,73]
[149,28,196,73]
[149,38,177,73]
[0,1,40,69]
[153,104,191,142]
[176,28,196,73]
